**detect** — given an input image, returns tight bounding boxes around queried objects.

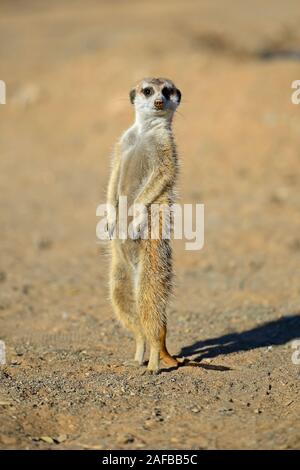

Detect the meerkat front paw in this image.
[106,212,117,239]
[106,203,117,239]
[129,204,148,240]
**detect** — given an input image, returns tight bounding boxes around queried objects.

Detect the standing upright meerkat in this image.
[106,77,181,373]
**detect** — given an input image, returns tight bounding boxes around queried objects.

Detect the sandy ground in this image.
[0,0,300,449]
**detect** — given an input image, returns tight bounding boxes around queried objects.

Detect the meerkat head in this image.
[129,77,181,122]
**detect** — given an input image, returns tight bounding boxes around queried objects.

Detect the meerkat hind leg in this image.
[160,325,178,367]
[147,346,160,373]
[111,254,145,367]
[138,240,175,373]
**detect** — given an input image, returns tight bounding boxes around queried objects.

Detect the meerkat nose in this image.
[154,99,164,110]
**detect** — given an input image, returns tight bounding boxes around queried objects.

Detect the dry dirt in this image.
[0,0,300,450]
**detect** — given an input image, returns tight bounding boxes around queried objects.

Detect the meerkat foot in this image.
[159,326,178,367]
[141,369,159,376]
[160,351,179,367]
[123,359,144,368]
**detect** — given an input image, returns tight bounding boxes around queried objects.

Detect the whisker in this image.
[175,109,185,119]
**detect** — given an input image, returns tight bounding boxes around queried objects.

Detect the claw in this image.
[141,368,159,376]
[106,222,115,239]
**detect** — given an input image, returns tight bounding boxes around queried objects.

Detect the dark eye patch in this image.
[162,87,172,100]
[142,87,154,97]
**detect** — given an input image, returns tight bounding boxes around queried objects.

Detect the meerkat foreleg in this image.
[106,144,121,237]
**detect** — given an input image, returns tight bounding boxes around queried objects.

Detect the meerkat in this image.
[106,77,181,373]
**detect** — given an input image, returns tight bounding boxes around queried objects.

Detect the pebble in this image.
[53,434,67,444]
[0,401,11,406]
[270,188,288,204]
[191,407,200,413]
[40,436,54,444]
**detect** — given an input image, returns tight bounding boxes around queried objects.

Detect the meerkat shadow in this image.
[177,314,300,363]
[159,358,231,373]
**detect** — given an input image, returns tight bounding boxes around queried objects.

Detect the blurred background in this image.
[0,0,300,450]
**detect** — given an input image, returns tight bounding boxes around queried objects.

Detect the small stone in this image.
[37,238,53,250]
[119,434,135,444]
[15,349,24,357]
[22,284,31,295]
[219,407,234,415]
[53,434,67,444]
[40,436,54,444]
[11,360,21,366]
[270,188,288,204]
[0,435,17,445]
[0,401,11,406]
[191,407,200,413]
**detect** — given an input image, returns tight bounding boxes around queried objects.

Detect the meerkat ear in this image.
[129,89,136,104]
[176,88,182,104]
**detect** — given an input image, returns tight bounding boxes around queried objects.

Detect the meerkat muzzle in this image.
[154,99,164,110]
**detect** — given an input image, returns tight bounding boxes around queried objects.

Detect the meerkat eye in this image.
[142,87,153,97]
[162,87,172,100]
